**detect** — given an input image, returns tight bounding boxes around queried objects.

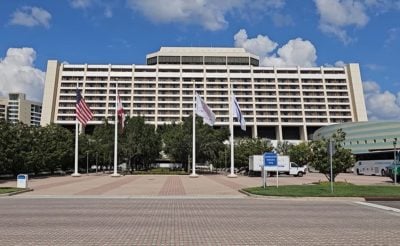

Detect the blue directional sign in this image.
[263,152,277,166]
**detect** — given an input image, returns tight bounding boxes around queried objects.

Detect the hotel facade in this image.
[0,93,42,126]
[41,47,367,142]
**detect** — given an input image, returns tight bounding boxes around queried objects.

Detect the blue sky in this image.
[0,0,399,120]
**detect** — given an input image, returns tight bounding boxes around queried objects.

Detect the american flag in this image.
[76,89,93,126]
[117,93,125,128]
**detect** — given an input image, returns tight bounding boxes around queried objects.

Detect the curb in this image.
[364,197,400,201]
[0,188,34,197]
[239,189,365,201]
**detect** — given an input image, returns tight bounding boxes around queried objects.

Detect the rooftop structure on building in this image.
[41,47,368,143]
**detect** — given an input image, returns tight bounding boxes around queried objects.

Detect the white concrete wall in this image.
[41,60,60,126]
[346,63,368,121]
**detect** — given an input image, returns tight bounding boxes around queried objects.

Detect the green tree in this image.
[161,116,229,171]
[0,122,32,176]
[235,138,274,168]
[26,126,46,175]
[162,121,191,170]
[288,142,312,167]
[27,124,73,174]
[196,120,229,165]
[275,141,293,155]
[0,120,12,174]
[121,116,162,172]
[91,119,114,170]
[213,145,230,169]
[309,129,354,182]
[11,123,31,175]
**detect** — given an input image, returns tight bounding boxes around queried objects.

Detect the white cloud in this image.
[70,0,93,8]
[234,29,278,58]
[0,48,45,102]
[315,0,400,43]
[314,0,369,44]
[271,13,293,27]
[385,27,400,47]
[234,29,317,67]
[365,0,400,11]
[127,0,285,31]
[265,38,317,67]
[364,63,385,71]
[70,0,114,18]
[10,6,51,28]
[363,81,400,120]
[104,7,113,18]
[334,60,346,67]
[363,81,380,93]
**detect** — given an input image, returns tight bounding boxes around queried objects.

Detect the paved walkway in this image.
[1,198,400,245]
[0,172,393,197]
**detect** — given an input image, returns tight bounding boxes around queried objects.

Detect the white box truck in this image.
[248,155,307,177]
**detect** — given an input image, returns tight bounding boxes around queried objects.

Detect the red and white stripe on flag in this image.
[117,93,125,128]
[76,89,93,126]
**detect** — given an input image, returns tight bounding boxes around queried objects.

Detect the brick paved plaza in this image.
[1,197,400,245]
[0,172,393,197]
[1,173,399,245]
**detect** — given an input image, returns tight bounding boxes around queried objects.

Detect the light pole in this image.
[96,152,98,174]
[224,148,227,172]
[86,151,89,175]
[393,140,397,185]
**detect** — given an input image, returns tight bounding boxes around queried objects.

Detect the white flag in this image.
[232,94,246,131]
[195,93,216,126]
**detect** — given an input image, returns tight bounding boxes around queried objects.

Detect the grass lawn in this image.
[0,187,23,194]
[243,182,400,198]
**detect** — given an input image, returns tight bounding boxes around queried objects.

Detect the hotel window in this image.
[227,57,249,65]
[9,94,19,100]
[111,68,132,72]
[63,67,84,72]
[204,56,226,65]
[182,56,203,65]
[158,56,180,64]
[146,56,157,65]
[87,68,108,72]
[183,69,204,73]
[324,70,345,74]
[250,57,259,66]
[277,70,297,74]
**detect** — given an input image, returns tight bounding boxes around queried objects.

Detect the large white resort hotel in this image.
[41,47,367,142]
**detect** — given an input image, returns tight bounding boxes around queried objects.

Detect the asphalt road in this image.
[1,197,399,245]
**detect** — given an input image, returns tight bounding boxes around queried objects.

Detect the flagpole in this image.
[190,80,198,178]
[72,83,81,177]
[228,80,237,178]
[111,80,120,177]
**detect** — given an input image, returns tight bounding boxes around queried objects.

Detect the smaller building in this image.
[0,93,42,126]
[313,121,400,154]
